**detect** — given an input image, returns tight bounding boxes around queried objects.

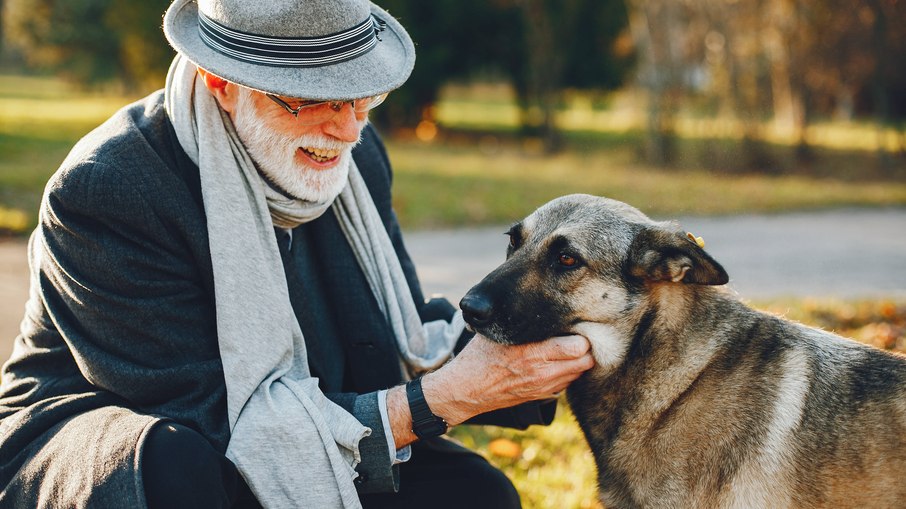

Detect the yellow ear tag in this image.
[686,232,705,249]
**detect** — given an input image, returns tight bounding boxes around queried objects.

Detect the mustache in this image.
[241,118,360,155]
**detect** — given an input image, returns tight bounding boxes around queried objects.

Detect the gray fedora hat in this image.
[163,0,415,101]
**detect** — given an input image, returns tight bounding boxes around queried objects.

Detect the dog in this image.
[460,194,906,509]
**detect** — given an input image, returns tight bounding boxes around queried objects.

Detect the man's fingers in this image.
[539,334,591,360]
[529,352,595,393]
[529,356,594,401]
[547,356,594,391]
[575,352,596,371]
[552,352,595,378]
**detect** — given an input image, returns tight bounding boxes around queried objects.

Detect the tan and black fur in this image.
[460,194,906,509]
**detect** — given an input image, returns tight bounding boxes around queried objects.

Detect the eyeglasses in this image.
[265,92,389,125]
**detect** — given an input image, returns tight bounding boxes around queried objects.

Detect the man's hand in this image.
[423,334,595,426]
[386,333,594,449]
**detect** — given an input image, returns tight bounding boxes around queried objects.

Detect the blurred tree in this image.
[373,0,513,127]
[777,0,906,163]
[5,0,172,90]
[629,0,906,168]
[375,0,632,148]
[626,0,685,165]
[1,0,5,54]
[863,0,906,163]
[705,0,775,170]
[106,0,176,90]
[729,0,775,170]
[6,0,119,84]
[506,0,633,151]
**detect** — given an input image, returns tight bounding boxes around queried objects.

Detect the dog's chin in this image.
[570,321,630,373]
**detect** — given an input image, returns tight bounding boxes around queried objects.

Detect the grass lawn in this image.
[385,137,906,229]
[0,74,144,233]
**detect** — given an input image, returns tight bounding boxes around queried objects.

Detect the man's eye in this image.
[558,253,578,267]
[284,98,318,109]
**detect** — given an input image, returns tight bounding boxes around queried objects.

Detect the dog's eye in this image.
[558,253,579,267]
[505,231,521,251]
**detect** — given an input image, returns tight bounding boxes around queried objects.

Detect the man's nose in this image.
[322,103,364,143]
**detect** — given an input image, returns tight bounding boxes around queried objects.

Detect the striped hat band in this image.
[198,12,387,68]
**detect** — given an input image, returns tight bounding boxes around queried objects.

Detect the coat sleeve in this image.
[35,148,231,450]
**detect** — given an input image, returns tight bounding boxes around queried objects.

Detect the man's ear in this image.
[196,68,239,113]
[627,227,729,285]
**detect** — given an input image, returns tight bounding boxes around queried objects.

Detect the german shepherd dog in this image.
[460,194,906,509]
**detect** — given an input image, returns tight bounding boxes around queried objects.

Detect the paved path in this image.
[2,208,905,361]
[1,239,29,363]
[405,208,906,305]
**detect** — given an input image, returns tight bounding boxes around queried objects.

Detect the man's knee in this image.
[460,455,521,509]
[387,447,521,509]
[141,422,256,509]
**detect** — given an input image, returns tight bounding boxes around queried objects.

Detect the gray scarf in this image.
[164,55,463,508]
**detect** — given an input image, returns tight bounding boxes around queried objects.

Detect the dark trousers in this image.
[360,438,522,509]
[142,422,261,509]
[142,423,521,509]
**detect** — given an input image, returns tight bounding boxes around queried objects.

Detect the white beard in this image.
[231,89,361,204]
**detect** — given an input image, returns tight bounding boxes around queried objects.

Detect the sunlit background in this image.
[1,1,904,507]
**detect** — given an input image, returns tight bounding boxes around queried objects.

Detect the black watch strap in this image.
[406,378,448,439]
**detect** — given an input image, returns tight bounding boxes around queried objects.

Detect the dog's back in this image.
[568,294,906,509]
[460,194,906,508]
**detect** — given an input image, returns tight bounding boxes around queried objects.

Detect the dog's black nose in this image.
[460,292,494,327]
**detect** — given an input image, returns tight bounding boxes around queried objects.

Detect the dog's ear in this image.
[628,227,729,285]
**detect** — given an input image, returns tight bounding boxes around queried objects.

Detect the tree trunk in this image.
[627,0,680,166]
[793,88,815,163]
[516,0,567,153]
[764,1,796,135]
[865,0,892,167]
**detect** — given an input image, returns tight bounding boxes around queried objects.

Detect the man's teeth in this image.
[302,147,340,162]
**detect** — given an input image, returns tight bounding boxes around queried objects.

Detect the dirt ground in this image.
[1,239,29,361]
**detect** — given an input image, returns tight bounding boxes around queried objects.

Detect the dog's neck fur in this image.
[567,283,750,507]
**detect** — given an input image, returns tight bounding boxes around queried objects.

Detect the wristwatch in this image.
[406,377,448,439]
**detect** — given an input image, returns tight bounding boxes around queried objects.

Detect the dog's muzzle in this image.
[459,292,494,329]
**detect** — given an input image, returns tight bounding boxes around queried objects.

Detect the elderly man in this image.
[0,1,594,507]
